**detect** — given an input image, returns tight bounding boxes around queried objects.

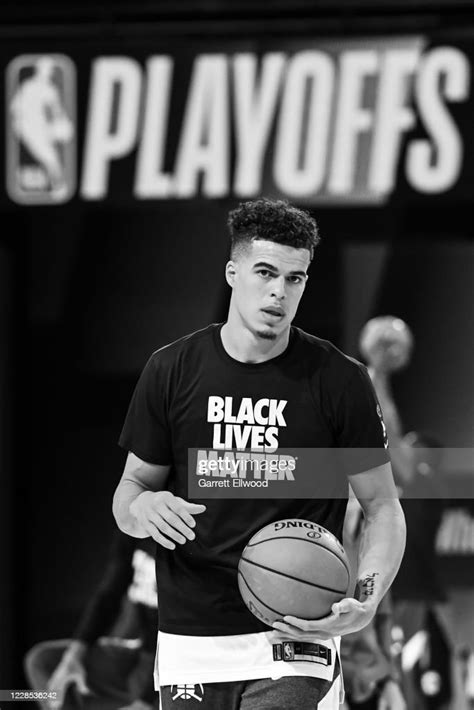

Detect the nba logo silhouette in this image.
[6,54,76,204]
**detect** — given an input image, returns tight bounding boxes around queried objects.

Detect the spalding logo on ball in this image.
[238,519,350,627]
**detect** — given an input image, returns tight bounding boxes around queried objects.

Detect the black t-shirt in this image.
[119,324,389,635]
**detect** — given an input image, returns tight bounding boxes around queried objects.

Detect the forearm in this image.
[62,640,87,663]
[356,500,406,607]
[113,454,172,538]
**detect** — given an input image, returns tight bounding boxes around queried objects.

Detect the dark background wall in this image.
[0,247,16,688]
[0,0,473,688]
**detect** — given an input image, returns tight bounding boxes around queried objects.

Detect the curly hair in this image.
[228,198,320,260]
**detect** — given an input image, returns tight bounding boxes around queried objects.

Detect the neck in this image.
[221,310,290,363]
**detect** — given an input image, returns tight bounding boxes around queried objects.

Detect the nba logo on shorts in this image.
[6,54,76,204]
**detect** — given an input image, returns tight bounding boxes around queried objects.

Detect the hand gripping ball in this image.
[238,519,350,627]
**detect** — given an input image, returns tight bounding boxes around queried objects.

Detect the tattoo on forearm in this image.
[355,572,379,600]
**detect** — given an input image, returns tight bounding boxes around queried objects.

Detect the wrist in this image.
[130,490,152,517]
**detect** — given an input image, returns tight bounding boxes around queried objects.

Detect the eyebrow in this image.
[253,261,308,278]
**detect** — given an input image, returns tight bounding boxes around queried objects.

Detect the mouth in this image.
[261,307,285,319]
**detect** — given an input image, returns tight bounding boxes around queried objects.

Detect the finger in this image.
[272,622,307,639]
[284,612,338,631]
[173,498,206,517]
[141,512,178,548]
[155,515,188,545]
[273,620,310,635]
[282,616,316,631]
[273,621,333,641]
[275,615,340,638]
[160,508,196,540]
[144,523,176,550]
[160,497,196,529]
[332,598,362,615]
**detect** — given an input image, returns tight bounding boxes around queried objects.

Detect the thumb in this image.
[331,598,361,615]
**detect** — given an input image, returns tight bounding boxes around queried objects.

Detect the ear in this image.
[225,260,237,287]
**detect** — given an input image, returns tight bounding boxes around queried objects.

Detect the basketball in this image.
[238,519,350,627]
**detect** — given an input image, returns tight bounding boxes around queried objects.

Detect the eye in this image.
[257,269,272,279]
[288,275,303,284]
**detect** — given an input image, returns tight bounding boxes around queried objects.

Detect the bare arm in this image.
[350,462,406,609]
[113,452,206,547]
[113,453,171,538]
[273,462,406,640]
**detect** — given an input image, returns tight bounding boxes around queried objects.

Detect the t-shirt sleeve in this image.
[119,354,172,465]
[335,364,390,475]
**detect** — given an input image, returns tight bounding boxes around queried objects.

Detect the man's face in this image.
[226,240,310,340]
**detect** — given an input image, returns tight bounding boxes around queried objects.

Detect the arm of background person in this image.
[48,534,135,707]
[73,532,135,644]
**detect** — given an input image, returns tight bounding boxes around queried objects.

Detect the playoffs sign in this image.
[4,37,471,205]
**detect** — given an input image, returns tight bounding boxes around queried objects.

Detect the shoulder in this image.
[293,327,367,382]
[148,323,219,370]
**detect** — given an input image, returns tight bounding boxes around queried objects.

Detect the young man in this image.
[113,199,406,709]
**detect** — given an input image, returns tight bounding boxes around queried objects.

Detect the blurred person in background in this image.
[340,316,412,710]
[25,533,158,710]
[392,432,452,710]
[357,316,452,709]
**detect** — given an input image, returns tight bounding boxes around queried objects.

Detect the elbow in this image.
[369,497,407,549]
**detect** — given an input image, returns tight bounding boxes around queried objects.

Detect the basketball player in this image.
[113,199,406,709]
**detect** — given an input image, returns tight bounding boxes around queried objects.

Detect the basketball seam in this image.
[238,570,287,618]
[240,557,347,595]
[246,536,350,576]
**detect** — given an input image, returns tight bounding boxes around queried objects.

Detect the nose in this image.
[270,275,286,299]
